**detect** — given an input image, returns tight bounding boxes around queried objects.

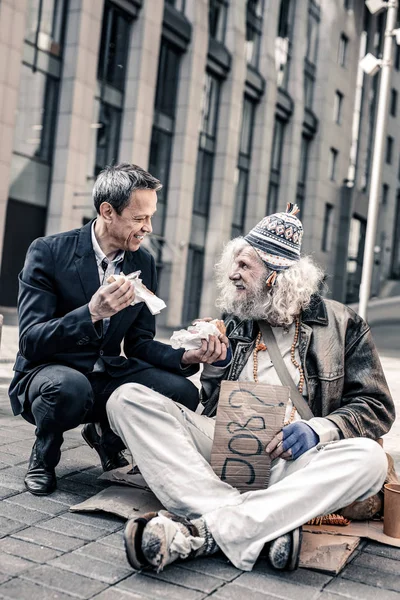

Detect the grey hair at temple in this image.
[215,238,325,326]
[93,163,162,215]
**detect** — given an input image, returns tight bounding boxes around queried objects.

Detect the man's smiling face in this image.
[109,189,157,252]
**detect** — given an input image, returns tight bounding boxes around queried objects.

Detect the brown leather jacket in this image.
[200,295,395,440]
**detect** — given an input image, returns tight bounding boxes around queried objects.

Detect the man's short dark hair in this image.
[93,163,162,215]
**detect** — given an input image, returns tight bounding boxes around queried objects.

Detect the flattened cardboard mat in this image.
[210,381,288,492]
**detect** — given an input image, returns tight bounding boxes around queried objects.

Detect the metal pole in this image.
[358,1,398,320]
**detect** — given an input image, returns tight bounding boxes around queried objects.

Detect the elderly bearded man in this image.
[107,204,395,573]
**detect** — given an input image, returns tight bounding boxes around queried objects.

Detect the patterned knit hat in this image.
[244,203,303,287]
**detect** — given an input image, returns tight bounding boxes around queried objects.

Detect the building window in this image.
[304,2,319,110]
[94,102,122,176]
[386,136,394,164]
[396,45,400,71]
[13,66,58,164]
[322,204,334,252]
[267,118,286,213]
[232,96,256,237]
[98,2,132,92]
[344,0,353,9]
[154,41,181,119]
[390,89,398,117]
[209,0,228,43]
[165,0,185,11]
[329,148,338,181]
[382,183,389,206]
[296,135,311,206]
[246,0,264,68]
[346,215,366,303]
[149,38,182,238]
[182,247,205,324]
[338,33,348,67]
[275,0,294,89]
[334,91,343,124]
[193,73,221,216]
[25,0,67,57]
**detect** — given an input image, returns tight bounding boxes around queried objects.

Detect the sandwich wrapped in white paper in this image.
[107,271,166,315]
[170,320,225,350]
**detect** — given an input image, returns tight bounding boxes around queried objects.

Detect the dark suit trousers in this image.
[22,364,200,464]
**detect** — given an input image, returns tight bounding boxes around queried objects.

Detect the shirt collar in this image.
[91,220,125,267]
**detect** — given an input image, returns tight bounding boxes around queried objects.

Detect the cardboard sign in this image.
[210,381,288,492]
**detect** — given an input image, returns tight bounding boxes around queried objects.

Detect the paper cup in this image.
[383,483,400,538]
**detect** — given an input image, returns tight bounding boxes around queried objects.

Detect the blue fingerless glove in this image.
[212,345,232,367]
[282,421,319,460]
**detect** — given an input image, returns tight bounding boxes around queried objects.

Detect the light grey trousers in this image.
[107,383,388,571]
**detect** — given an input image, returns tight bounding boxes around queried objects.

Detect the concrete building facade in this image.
[0,0,399,327]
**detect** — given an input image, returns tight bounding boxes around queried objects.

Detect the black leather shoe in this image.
[82,423,129,472]
[25,443,57,496]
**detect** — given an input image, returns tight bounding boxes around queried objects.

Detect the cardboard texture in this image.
[299,532,360,574]
[98,465,150,491]
[70,485,163,519]
[210,381,288,492]
[383,483,400,538]
[304,519,400,548]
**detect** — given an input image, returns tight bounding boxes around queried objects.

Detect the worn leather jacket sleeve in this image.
[325,325,395,439]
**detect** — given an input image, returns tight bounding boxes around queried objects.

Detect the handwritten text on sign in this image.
[210,381,288,493]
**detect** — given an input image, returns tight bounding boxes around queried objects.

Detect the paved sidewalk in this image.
[0,327,399,599]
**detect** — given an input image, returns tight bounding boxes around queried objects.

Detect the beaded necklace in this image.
[253,316,304,425]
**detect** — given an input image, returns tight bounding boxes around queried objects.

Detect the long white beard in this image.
[218,279,271,322]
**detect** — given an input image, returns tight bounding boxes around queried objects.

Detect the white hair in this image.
[215,238,325,326]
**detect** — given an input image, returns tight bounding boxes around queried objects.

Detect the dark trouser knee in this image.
[27,365,94,434]
[132,369,200,411]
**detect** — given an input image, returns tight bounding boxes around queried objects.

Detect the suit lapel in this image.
[74,220,100,303]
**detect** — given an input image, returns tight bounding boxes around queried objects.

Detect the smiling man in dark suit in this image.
[9,163,226,496]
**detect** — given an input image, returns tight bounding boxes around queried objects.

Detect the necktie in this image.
[101,259,108,284]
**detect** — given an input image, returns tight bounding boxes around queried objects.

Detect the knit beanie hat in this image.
[244,203,303,287]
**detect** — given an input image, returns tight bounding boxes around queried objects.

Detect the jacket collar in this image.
[75,219,95,258]
[301,294,328,325]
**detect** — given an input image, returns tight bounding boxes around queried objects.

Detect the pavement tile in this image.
[49,551,132,584]
[59,510,123,532]
[56,477,102,498]
[341,562,400,593]
[179,557,240,581]
[325,578,400,599]
[208,583,285,600]
[253,562,333,587]
[0,577,76,600]
[352,552,400,575]
[0,536,61,562]
[90,589,149,599]
[118,573,205,599]
[233,571,322,600]
[74,540,128,564]
[0,550,33,575]
[46,488,88,507]
[0,499,50,524]
[146,565,225,594]
[0,450,25,466]
[21,564,108,599]
[0,573,11,585]
[98,530,125,550]
[4,491,68,515]
[36,516,111,541]
[0,485,17,499]
[0,466,27,491]
[12,525,86,551]
[0,515,26,538]
[363,542,400,560]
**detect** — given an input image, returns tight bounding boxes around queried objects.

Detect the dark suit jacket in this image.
[9,220,194,415]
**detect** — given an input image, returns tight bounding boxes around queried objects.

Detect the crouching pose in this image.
[107,205,395,573]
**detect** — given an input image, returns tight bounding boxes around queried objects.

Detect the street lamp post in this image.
[358,0,398,321]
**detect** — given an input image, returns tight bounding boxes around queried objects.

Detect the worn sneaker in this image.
[124,510,218,572]
[268,527,302,571]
